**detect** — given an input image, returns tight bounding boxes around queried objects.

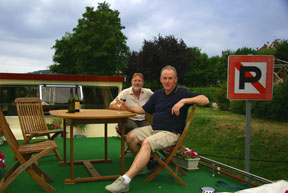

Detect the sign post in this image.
[245,100,251,173]
[227,55,274,175]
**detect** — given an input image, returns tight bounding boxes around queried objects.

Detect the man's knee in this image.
[141,139,151,150]
[126,131,139,144]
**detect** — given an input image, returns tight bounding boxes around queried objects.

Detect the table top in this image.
[49,109,136,119]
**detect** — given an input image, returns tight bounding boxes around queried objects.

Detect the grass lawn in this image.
[183,107,288,181]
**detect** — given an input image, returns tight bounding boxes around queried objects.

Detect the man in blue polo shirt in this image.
[105,65,209,193]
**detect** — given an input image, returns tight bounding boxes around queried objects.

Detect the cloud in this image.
[0,55,50,73]
[0,0,287,73]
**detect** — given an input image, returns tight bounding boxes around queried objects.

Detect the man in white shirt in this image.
[109,73,153,135]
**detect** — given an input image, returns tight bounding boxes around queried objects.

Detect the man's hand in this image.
[171,100,184,116]
[115,99,127,111]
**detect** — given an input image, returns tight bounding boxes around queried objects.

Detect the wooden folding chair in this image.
[15,97,63,160]
[0,109,58,193]
[144,104,197,186]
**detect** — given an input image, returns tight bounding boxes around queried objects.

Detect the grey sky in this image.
[0,0,287,73]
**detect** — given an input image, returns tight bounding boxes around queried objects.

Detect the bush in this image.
[252,78,288,121]
[230,100,246,114]
[144,80,162,91]
[214,78,288,121]
[214,82,230,110]
[189,87,216,107]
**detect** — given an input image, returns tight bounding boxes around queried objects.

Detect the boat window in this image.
[0,85,38,116]
[40,85,83,105]
[0,85,119,116]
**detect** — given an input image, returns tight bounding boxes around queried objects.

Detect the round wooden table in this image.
[49,109,136,184]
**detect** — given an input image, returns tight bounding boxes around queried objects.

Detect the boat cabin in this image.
[0,73,123,139]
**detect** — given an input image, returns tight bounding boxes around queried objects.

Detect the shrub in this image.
[144,80,162,91]
[211,76,288,121]
[214,82,230,110]
[189,87,216,107]
[252,78,288,121]
[221,77,288,121]
[230,100,246,114]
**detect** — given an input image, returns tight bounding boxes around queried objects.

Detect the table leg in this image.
[70,121,74,181]
[104,123,107,160]
[121,119,125,175]
[63,119,66,164]
[64,120,76,184]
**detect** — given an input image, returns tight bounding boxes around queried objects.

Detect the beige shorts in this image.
[132,125,180,152]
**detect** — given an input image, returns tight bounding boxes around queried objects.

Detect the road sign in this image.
[227,55,274,100]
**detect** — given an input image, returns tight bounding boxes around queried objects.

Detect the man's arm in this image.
[171,95,209,116]
[109,103,119,110]
[109,91,125,110]
[181,95,209,106]
[120,102,146,114]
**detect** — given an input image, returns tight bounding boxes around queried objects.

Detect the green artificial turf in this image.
[0,137,249,193]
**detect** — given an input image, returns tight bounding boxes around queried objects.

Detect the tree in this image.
[256,48,276,56]
[213,47,257,85]
[50,2,129,75]
[183,47,209,87]
[234,47,257,55]
[207,56,222,86]
[50,32,75,74]
[275,39,288,61]
[125,35,194,86]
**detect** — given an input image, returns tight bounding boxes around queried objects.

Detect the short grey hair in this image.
[160,65,177,77]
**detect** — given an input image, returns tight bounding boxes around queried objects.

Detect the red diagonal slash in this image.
[235,62,265,93]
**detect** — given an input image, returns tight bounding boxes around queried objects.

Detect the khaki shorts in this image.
[132,125,180,152]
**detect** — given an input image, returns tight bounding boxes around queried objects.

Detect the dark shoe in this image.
[147,158,158,170]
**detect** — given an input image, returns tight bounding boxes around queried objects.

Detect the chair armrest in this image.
[27,129,63,135]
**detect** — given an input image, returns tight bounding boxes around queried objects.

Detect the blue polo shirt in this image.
[142,86,198,134]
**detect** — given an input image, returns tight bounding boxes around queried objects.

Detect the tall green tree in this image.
[214,47,257,85]
[125,35,194,86]
[256,48,276,56]
[234,47,257,55]
[183,47,208,87]
[50,32,75,74]
[50,2,129,75]
[275,39,288,61]
[207,56,222,86]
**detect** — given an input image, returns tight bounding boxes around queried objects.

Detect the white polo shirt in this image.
[111,87,153,121]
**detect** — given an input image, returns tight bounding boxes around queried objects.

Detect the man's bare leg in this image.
[125,139,151,179]
[105,134,151,193]
[126,131,141,156]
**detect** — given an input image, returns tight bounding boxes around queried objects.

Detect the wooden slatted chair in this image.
[0,108,58,193]
[144,104,197,186]
[15,97,63,160]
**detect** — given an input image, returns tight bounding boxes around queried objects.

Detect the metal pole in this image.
[245,100,251,174]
